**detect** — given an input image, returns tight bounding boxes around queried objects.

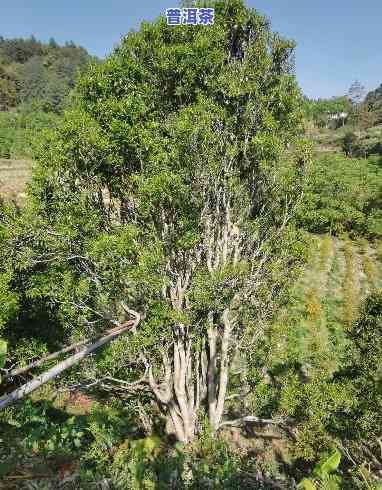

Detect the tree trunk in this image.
[148,310,233,442]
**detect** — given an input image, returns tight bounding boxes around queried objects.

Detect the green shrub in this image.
[83,401,140,469]
[342,131,358,157]
[279,374,353,462]
[298,154,382,237]
[2,399,88,456]
[297,449,342,490]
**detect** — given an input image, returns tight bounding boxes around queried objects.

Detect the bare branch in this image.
[0,313,141,411]
[5,324,132,380]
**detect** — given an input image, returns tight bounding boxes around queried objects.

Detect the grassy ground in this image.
[0,158,32,204]
[271,234,382,377]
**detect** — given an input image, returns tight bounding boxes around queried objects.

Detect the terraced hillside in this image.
[271,234,382,376]
[0,158,32,203]
[306,122,382,158]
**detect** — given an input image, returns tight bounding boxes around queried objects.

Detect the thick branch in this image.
[214,308,232,428]
[0,314,140,411]
[207,311,217,425]
[5,324,127,380]
[148,350,172,405]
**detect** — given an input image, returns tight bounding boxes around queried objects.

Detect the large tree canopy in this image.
[1,0,310,442]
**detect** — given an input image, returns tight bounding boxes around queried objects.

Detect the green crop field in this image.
[270,234,382,377]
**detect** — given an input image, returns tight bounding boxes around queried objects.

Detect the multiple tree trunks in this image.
[147,313,232,443]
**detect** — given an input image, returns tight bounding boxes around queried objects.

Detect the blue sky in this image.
[1,0,381,99]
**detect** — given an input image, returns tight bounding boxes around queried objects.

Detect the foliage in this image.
[337,292,382,468]
[272,290,382,486]
[0,35,93,157]
[341,126,382,158]
[1,399,88,456]
[298,153,382,237]
[0,101,59,158]
[83,401,142,469]
[303,96,350,128]
[364,83,382,125]
[0,36,95,115]
[245,234,380,483]
[278,375,352,461]
[111,436,170,489]
[297,450,342,490]
[341,131,358,156]
[0,261,20,334]
[186,426,243,488]
[0,36,45,64]
[0,0,311,444]
[109,429,264,489]
[79,412,269,489]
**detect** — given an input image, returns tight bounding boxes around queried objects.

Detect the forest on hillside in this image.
[0,36,95,159]
[0,2,381,489]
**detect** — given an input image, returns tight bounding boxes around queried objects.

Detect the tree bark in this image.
[148,309,235,442]
[213,308,231,430]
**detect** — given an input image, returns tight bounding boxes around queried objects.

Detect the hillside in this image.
[272,234,382,373]
[0,37,96,160]
[306,123,382,158]
[0,36,96,113]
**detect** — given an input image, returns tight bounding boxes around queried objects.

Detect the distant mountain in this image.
[0,36,97,113]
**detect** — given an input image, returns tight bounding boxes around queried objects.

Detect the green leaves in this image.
[297,450,342,490]
[313,450,341,480]
[18,402,88,456]
[303,96,351,128]
[0,271,19,333]
[0,339,7,369]
[297,479,317,490]
[298,153,382,237]
[0,339,7,384]
[340,291,382,454]
[190,264,248,314]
